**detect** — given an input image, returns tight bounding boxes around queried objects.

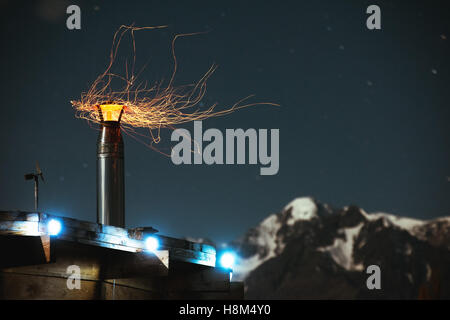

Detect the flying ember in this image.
[71,25,277,152]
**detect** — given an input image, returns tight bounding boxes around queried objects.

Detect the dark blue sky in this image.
[1,0,449,244]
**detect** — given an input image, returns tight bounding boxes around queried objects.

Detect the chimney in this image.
[96,104,125,227]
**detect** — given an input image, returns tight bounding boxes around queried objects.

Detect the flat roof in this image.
[0,211,216,268]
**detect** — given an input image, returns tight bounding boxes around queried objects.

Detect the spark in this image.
[71,25,278,154]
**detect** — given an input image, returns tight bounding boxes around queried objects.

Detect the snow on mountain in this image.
[361,210,425,233]
[232,197,450,284]
[233,214,282,280]
[360,211,450,248]
[229,197,450,299]
[317,223,365,271]
[283,198,318,225]
[233,197,317,280]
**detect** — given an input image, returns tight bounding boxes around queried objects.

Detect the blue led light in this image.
[47,219,62,236]
[145,236,160,252]
[219,251,236,269]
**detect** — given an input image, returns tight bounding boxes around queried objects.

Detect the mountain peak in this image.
[283,197,318,224]
[231,197,450,299]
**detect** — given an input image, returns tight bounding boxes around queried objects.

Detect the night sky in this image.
[1,0,449,244]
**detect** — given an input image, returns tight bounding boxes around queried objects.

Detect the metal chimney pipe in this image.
[96,106,125,227]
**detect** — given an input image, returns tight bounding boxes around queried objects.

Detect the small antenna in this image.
[24,161,45,212]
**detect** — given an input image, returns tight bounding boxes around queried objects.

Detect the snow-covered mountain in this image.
[229,197,450,299]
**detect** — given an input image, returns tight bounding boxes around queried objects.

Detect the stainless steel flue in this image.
[96,105,125,227]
